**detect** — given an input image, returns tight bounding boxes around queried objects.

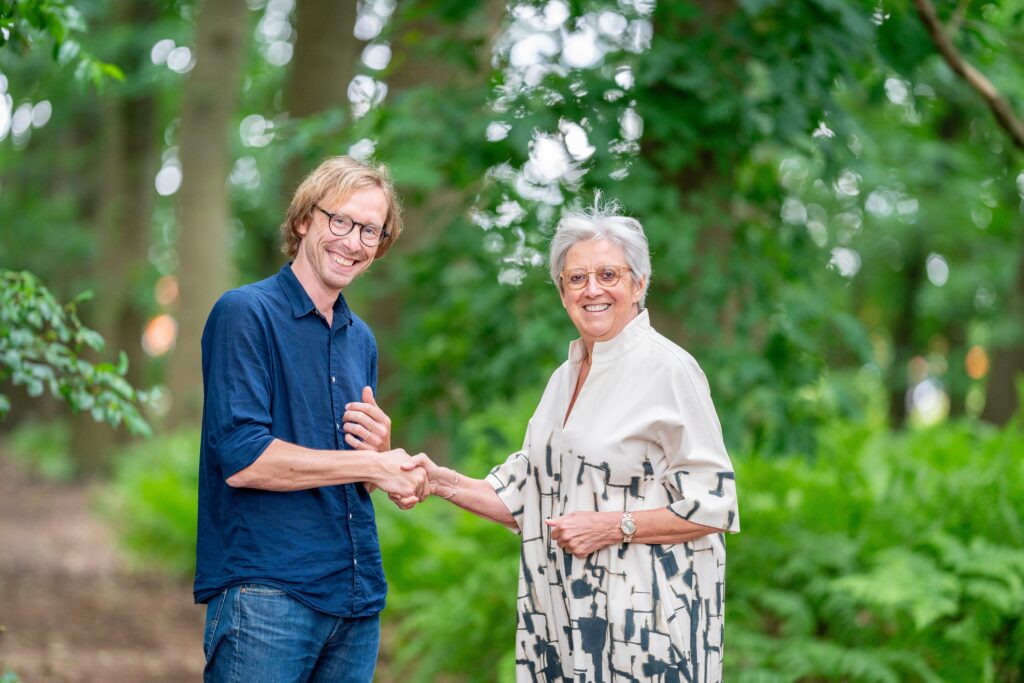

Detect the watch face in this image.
[621,518,637,534]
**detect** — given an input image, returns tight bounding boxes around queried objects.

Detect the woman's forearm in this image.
[547,506,723,557]
[630,507,722,545]
[432,467,516,527]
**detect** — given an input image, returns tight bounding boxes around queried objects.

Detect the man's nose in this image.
[339,226,365,251]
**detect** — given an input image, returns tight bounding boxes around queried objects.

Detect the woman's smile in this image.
[559,238,644,347]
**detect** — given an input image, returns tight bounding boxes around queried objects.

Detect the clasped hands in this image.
[344,388,442,510]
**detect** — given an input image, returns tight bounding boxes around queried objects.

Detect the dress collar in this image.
[568,309,650,365]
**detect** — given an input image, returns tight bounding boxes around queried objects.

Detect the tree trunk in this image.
[69,0,161,477]
[944,322,968,419]
[362,0,504,442]
[887,239,926,429]
[640,2,739,351]
[166,0,249,427]
[234,0,363,277]
[981,233,1024,424]
[284,0,359,189]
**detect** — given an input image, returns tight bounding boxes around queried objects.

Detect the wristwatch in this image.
[620,512,636,543]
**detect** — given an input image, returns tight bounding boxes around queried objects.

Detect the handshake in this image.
[368,449,444,510]
[344,389,453,510]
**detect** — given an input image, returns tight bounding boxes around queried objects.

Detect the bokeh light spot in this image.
[142,314,178,357]
[965,346,989,380]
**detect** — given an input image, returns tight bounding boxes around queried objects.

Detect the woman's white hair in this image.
[548,199,652,309]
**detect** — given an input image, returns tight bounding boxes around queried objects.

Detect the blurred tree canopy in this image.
[1,0,1022,467]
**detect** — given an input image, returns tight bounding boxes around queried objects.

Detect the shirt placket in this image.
[329,314,366,613]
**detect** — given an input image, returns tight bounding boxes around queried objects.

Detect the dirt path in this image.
[0,455,205,682]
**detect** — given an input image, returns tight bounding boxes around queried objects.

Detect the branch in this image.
[913,0,1024,150]
[948,0,971,35]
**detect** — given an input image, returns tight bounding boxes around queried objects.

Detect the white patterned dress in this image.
[487,310,740,683]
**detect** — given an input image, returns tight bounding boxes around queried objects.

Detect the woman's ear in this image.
[633,276,647,304]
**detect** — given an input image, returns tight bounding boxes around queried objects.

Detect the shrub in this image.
[99,427,200,577]
[2,418,74,481]
[97,395,1024,681]
[727,419,1024,682]
[375,386,540,682]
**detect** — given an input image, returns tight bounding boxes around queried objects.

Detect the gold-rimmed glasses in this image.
[559,265,632,290]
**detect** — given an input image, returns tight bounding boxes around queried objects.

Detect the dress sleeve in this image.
[485,421,533,534]
[202,291,276,479]
[655,356,740,533]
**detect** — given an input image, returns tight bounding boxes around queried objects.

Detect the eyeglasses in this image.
[559,265,632,290]
[314,205,389,248]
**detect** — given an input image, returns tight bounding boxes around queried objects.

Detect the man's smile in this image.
[328,249,359,268]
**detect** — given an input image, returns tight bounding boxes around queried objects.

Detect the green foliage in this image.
[0,670,23,683]
[96,379,1024,681]
[0,0,123,88]
[376,388,539,682]
[0,270,151,436]
[2,417,73,481]
[99,426,199,576]
[378,408,1024,682]
[728,418,1024,681]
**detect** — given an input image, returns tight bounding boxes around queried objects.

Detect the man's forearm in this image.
[225,439,381,491]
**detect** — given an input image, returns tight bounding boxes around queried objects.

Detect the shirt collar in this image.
[277,263,353,326]
[568,308,650,364]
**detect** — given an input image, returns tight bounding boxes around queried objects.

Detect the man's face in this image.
[294,186,388,295]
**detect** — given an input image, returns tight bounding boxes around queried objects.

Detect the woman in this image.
[405,204,740,682]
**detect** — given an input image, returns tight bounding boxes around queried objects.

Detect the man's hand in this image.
[400,453,443,493]
[372,448,429,510]
[391,453,442,509]
[545,512,620,558]
[344,387,392,452]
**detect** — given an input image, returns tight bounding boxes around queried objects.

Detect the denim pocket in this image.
[203,589,228,659]
[239,584,287,595]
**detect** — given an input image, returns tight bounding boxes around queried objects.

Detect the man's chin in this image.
[328,269,365,290]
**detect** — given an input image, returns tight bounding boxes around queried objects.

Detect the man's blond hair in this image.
[281,156,402,259]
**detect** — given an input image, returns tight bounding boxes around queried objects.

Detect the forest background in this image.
[1,0,1023,681]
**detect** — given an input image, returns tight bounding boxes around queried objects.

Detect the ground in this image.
[0,455,205,682]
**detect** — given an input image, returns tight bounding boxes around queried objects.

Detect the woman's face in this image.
[559,239,645,347]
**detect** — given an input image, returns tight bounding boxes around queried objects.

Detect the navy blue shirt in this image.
[193,264,386,617]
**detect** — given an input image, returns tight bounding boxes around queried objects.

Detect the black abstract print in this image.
[488,311,740,682]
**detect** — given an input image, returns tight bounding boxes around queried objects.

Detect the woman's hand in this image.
[399,453,457,502]
[545,512,620,558]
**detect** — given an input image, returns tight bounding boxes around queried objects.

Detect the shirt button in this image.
[349,513,353,520]
[353,558,358,566]
[336,422,340,430]
[331,376,336,383]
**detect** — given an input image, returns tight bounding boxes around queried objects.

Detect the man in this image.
[194,156,427,682]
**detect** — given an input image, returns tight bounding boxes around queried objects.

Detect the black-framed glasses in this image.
[314,205,389,248]
[559,265,632,290]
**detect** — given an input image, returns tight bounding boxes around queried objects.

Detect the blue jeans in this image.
[203,584,379,683]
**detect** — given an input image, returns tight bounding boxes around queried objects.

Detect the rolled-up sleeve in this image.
[656,357,740,533]
[486,422,533,533]
[201,291,276,479]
